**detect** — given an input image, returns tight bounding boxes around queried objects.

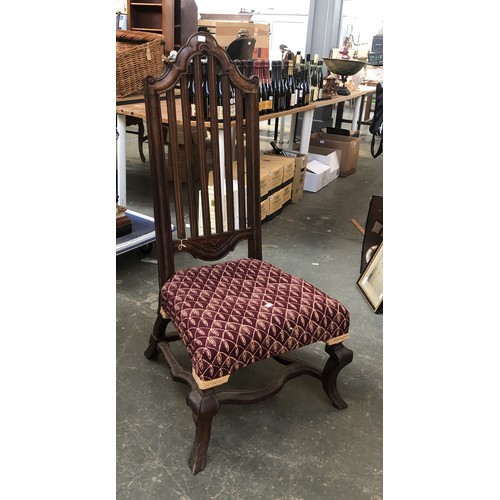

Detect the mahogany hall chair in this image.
[143,31,353,475]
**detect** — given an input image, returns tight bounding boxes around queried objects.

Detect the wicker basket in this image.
[116,30,166,98]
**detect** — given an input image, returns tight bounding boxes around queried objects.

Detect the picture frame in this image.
[360,195,383,274]
[357,241,383,313]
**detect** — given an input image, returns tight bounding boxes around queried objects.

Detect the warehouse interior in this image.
[4,2,499,500]
[113,0,385,492]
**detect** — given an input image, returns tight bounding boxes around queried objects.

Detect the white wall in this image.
[195,1,310,15]
[340,0,383,51]
[196,1,311,61]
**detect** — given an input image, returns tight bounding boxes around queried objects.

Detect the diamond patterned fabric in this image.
[160,258,350,389]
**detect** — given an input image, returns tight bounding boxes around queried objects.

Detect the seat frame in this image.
[143,31,353,475]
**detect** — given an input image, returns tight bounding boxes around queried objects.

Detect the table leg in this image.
[289,114,297,147]
[299,109,315,155]
[278,115,286,145]
[334,102,345,129]
[116,114,127,207]
[351,96,362,130]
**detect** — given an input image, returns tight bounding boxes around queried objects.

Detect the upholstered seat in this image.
[160,257,350,389]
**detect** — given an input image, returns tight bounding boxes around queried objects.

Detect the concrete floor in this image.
[116,108,383,499]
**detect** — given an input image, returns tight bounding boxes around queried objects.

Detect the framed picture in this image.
[360,195,383,274]
[357,241,383,313]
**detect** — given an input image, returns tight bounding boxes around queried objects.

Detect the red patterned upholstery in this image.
[160,258,350,389]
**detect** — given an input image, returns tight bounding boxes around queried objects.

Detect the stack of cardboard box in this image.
[199,152,308,234]
[261,151,308,218]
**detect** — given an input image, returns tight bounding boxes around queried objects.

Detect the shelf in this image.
[127,0,197,52]
[116,210,156,255]
[129,27,162,32]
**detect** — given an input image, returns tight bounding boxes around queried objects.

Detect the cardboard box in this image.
[269,150,307,204]
[231,160,270,198]
[198,20,270,59]
[260,157,284,192]
[303,160,331,193]
[287,152,307,204]
[261,152,296,183]
[198,175,240,235]
[281,182,292,206]
[268,190,284,216]
[307,146,341,184]
[310,130,361,177]
[260,197,269,221]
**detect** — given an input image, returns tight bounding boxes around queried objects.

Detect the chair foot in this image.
[321,342,353,409]
[144,314,169,360]
[186,390,220,475]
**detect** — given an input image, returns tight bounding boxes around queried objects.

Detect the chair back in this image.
[144,32,262,289]
[225,37,256,61]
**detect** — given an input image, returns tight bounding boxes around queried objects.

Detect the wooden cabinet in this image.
[127,0,198,53]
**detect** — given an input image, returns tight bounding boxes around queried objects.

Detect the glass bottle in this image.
[310,66,318,103]
[283,60,291,111]
[304,53,311,106]
[278,62,285,111]
[202,61,209,121]
[246,59,254,78]
[188,61,196,119]
[310,54,319,102]
[271,60,280,113]
[294,51,302,106]
[230,84,236,118]
[256,60,266,116]
[317,60,324,101]
[264,60,272,114]
[216,74,224,122]
[287,54,296,108]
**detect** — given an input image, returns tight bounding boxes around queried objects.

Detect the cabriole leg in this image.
[186,390,220,475]
[144,314,169,360]
[322,342,353,409]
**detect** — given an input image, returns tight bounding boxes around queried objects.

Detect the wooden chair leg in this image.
[144,314,169,359]
[186,389,220,475]
[137,119,146,162]
[321,342,353,409]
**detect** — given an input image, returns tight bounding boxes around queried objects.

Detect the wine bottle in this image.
[246,59,254,78]
[271,60,280,113]
[263,60,272,114]
[230,84,236,118]
[304,54,311,106]
[278,62,285,111]
[317,60,324,100]
[202,61,209,121]
[216,75,224,122]
[270,140,286,156]
[284,60,291,111]
[310,54,319,102]
[294,52,302,107]
[287,55,296,108]
[255,60,264,115]
[310,57,318,102]
[188,61,196,119]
